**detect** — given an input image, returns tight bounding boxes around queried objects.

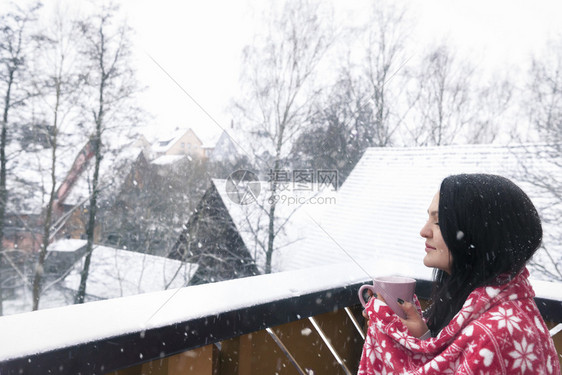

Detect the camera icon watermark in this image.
[225,170,261,205]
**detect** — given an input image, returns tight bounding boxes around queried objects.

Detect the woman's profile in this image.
[358,174,560,374]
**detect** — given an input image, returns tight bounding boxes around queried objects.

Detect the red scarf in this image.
[358,268,560,374]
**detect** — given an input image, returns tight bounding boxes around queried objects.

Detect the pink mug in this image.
[358,276,416,319]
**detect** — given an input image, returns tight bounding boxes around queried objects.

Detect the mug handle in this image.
[358,284,377,307]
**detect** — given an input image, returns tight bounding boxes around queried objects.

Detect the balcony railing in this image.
[0,262,560,375]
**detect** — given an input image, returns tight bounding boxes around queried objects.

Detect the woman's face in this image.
[420,192,452,274]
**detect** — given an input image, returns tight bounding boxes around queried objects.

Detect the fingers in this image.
[396,299,417,319]
[397,299,429,338]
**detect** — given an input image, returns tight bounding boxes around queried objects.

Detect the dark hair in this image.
[425,174,542,335]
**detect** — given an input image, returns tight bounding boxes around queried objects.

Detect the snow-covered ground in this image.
[3,286,74,317]
[62,244,198,300]
[2,241,198,316]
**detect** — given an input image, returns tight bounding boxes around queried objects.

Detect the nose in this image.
[420,220,431,239]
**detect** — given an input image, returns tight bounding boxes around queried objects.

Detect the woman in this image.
[358,174,559,374]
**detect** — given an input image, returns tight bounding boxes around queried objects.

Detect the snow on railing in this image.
[0,261,560,374]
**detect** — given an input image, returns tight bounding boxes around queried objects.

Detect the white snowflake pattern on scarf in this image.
[357,268,559,375]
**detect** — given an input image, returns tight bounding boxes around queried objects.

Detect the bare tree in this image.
[30,5,84,310]
[290,73,378,184]
[291,1,412,181]
[0,1,41,315]
[464,77,513,144]
[518,39,562,281]
[528,40,562,145]
[235,0,334,273]
[407,44,475,146]
[360,0,411,147]
[74,3,141,304]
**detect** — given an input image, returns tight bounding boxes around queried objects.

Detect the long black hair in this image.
[425,174,542,335]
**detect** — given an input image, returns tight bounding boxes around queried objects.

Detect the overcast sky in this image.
[119,0,562,143]
[4,0,562,143]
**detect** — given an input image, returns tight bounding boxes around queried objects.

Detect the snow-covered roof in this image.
[207,130,243,163]
[63,138,147,207]
[6,131,150,216]
[211,177,337,274]
[276,143,562,282]
[62,244,198,300]
[47,238,87,253]
[151,154,188,166]
[200,131,222,149]
[6,134,82,215]
[151,128,203,154]
[151,128,185,153]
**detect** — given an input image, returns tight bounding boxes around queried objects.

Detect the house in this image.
[1,132,153,251]
[52,136,152,242]
[1,132,152,309]
[44,238,88,276]
[150,128,243,166]
[170,174,338,283]
[169,180,259,285]
[3,134,78,252]
[2,214,42,253]
[152,128,206,159]
[53,139,96,217]
[173,143,562,284]
[204,129,241,163]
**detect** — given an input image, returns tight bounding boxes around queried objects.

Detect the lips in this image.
[425,243,436,252]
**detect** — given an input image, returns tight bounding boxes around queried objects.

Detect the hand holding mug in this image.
[359,276,429,337]
[358,276,416,319]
